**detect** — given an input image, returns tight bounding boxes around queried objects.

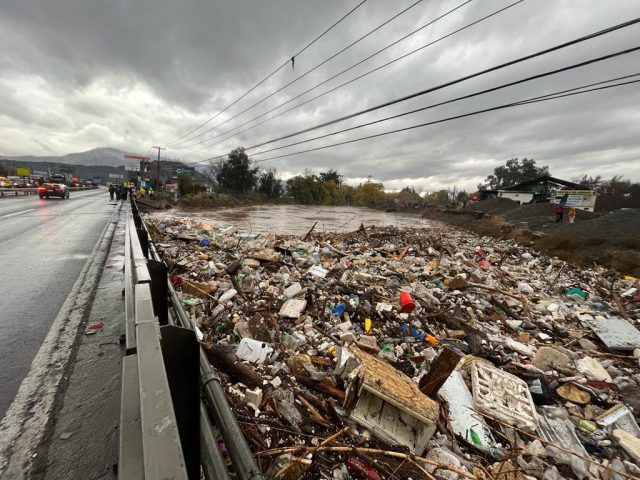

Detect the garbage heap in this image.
[147,214,640,480]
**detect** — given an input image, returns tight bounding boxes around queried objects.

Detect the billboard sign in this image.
[176,167,195,177]
[124,164,139,172]
[16,167,31,176]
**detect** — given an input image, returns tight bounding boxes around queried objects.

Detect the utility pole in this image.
[152,146,165,190]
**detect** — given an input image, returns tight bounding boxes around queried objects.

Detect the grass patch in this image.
[178,193,242,209]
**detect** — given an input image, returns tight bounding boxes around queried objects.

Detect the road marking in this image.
[1,208,36,218]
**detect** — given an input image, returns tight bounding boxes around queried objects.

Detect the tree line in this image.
[179,148,638,211]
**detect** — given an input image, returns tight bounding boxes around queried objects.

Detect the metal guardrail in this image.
[0,186,99,197]
[126,198,264,480]
[120,208,197,480]
[0,188,39,196]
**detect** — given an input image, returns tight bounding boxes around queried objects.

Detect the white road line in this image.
[1,208,36,218]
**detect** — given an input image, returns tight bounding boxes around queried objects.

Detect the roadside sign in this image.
[177,167,195,177]
[16,167,31,176]
[124,164,139,172]
[59,165,75,173]
[92,176,102,183]
[108,173,124,179]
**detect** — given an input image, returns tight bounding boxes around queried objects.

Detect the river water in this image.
[171,204,441,235]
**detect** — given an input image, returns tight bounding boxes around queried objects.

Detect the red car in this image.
[38,182,69,199]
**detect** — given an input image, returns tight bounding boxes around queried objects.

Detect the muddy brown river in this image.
[171,204,441,235]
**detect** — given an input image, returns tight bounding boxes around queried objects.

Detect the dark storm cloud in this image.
[1,0,639,191]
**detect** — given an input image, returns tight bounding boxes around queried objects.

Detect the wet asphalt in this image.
[0,189,117,419]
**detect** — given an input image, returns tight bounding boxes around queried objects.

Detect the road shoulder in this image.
[0,202,124,479]
[32,205,127,480]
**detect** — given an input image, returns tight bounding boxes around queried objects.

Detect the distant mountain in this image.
[0,147,208,184]
[1,147,132,167]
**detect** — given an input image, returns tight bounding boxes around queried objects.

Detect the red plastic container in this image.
[399,291,416,312]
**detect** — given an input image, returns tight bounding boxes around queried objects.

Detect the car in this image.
[0,177,13,187]
[38,177,69,199]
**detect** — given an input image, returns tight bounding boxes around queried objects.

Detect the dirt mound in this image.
[502,203,601,230]
[553,208,640,241]
[466,197,519,214]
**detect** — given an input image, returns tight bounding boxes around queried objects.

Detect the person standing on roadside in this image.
[568,207,576,224]
[555,202,565,223]
[108,183,115,200]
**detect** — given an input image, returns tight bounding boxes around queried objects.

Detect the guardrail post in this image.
[161,325,200,480]
[136,228,149,258]
[147,259,168,325]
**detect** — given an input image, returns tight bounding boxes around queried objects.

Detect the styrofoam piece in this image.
[283,282,302,298]
[586,316,640,351]
[236,338,273,364]
[613,429,640,463]
[278,298,307,318]
[596,404,640,437]
[471,361,538,432]
[438,371,498,453]
[307,265,328,278]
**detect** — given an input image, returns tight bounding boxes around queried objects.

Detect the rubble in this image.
[148,213,640,479]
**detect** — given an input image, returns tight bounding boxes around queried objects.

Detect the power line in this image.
[247,16,640,152]
[164,0,368,146]
[175,0,477,152]
[187,16,640,166]
[246,49,640,157]
[169,0,426,148]
[248,78,640,164]
[185,45,640,167]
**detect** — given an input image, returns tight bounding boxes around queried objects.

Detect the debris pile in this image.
[148,213,640,479]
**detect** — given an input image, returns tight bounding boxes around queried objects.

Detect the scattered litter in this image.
[85,321,104,334]
[145,213,640,477]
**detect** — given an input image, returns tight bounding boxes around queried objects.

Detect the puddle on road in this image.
[169,204,441,235]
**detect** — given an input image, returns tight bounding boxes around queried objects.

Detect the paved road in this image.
[0,188,116,418]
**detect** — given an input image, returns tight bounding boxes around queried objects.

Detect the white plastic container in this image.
[236,338,273,364]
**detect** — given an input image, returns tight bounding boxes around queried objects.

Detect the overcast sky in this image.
[1,0,639,191]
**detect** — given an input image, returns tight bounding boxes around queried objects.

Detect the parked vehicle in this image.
[0,177,14,187]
